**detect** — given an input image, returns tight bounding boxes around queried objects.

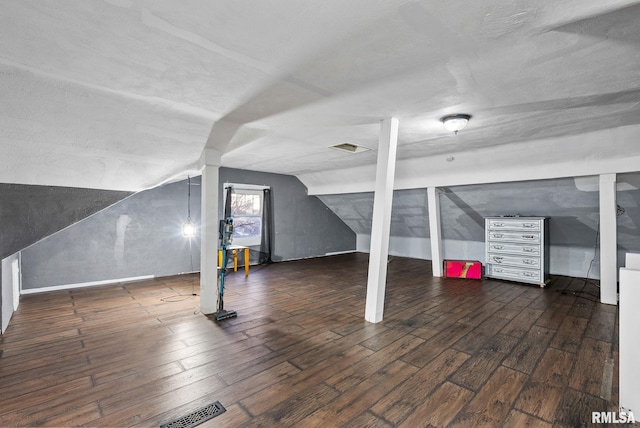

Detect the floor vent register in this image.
[160,401,226,428]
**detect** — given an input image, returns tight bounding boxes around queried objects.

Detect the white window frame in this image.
[223,183,269,247]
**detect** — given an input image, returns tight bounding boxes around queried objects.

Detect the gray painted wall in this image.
[318,188,429,238]
[21,179,201,289]
[220,167,355,262]
[0,183,131,261]
[0,182,130,329]
[319,174,640,278]
[20,168,355,290]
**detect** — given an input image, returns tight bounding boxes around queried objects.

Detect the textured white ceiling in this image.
[1,1,640,191]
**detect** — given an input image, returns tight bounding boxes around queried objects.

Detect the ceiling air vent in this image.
[330,143,371,154]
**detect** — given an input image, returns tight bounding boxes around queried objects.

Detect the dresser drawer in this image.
[487,253,541,269]
[485,216,549,287]
[487,231,540,244]
[487,218,541,231]
[486,264,542,284]
[487,242,540,256]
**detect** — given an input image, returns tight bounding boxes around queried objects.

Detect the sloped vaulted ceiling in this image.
[1,1,640,192]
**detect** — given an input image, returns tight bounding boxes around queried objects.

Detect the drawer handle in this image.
[522,259,535,265]
[493,257,504,263]
[522,272,535,277]
[494,222,505,227]
[494,268,503,273]
[522,247,534,252]
[522,235,536,239]
[522,223,536,228]
[492,245,504,250]
[492,234,503,238]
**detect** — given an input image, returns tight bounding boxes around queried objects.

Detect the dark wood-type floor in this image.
[0,253,623,427]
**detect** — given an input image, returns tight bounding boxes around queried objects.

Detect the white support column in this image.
[599,173,618,305]
[427,187,443,277]
[365,117,399,323]
[199,149,221,314]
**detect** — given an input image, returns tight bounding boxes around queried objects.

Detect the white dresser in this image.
[485,217,550,286]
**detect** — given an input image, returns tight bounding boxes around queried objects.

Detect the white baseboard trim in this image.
[273,249,357,263]
[20,275,156,295]
[324,250,357,256]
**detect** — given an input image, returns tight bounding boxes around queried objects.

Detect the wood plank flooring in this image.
[0,253,622,427]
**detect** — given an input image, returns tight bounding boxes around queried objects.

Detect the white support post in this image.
[599,173,618,305]
[620,266,640,416]
[365,117,399,323]
[427,187,443,277]
[199,150,221,314]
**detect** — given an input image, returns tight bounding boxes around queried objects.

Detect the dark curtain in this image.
[223,186,233,219]
[259,188,273,264]
[220,186,233,268]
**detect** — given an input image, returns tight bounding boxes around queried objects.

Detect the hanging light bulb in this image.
[182,176,196,238]
[182,217,195,238]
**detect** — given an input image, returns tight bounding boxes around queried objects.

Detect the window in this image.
[225,185,267,246]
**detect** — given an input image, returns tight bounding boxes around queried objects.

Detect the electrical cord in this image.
[584,205,625,289]
[163,190,198,303]
[189,237,197,296]
[584,220,600,288]
[161,239,198,303]
[161,294,194,302]
[558,289,599,302]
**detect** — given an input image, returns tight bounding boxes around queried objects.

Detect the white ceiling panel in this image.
[1,0,639,191]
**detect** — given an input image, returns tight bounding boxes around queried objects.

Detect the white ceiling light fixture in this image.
[441,114,471,135]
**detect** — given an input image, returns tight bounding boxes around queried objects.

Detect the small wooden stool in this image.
[218,246,250,276]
